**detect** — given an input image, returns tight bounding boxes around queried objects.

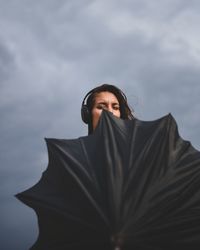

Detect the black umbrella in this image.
[16,111,200,250]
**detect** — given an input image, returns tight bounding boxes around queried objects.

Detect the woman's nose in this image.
[107,106,113,113]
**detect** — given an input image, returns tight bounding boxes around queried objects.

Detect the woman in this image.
[81,84,134,134]
[17,84,135,250]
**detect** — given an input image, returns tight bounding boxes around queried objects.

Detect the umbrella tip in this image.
[111,235,123,250]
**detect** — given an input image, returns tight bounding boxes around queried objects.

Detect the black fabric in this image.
[16,111,200,250]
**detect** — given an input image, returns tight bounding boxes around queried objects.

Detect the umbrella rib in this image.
[53,143,110,228]
[79,139,102,194]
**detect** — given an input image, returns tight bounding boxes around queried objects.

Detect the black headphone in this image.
[81,89,94,124]
[81,84,132,125]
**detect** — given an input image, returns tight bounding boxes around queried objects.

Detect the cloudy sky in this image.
[1,0,200,249]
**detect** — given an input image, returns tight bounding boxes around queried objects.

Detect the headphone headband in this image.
[81,86,109,124]
[81,89,95,124]
[81,89,94,108]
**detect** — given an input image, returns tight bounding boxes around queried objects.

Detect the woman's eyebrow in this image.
[96,100,119,104]
[96,101,107,104]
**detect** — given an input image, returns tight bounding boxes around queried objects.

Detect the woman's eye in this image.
[113,106,120,110]
[97,105,105,109]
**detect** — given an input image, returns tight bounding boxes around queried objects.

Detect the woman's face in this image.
[91,91,121,131]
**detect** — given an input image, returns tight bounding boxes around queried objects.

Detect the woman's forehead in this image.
[94,91,119,102]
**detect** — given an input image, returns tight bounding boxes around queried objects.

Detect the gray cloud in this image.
[1,0,200,249]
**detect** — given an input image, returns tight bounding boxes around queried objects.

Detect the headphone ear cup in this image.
[81,105,90,124]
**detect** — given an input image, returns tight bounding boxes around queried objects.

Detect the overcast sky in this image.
[1,0,200,249]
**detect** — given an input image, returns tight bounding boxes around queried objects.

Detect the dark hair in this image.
[82,84,134,134]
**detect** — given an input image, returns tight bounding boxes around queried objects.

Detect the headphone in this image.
[81,84,132,125]
[81,89,95,124]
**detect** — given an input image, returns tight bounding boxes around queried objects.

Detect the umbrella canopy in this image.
[16,111,200,250]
